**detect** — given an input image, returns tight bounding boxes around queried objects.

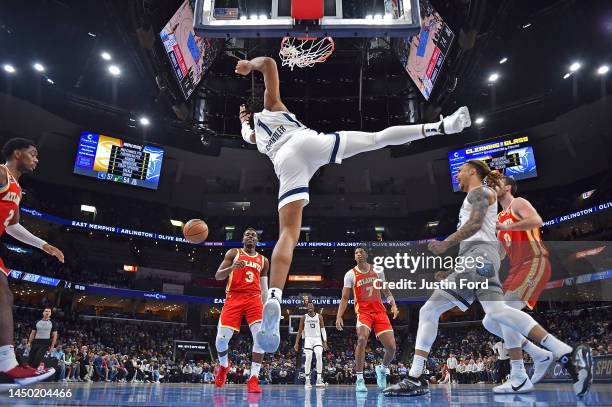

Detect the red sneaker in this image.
[214,362,230,388]
[1,365,55,387]
[247,375,262,393]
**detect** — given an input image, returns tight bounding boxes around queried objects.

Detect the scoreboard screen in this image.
[74,132,164,190]
[448,136,538,192]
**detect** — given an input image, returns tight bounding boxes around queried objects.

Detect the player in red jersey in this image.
[0,139,64,389]
[482,175,555,387]
[336,247,398,393]
[214,228,269,393]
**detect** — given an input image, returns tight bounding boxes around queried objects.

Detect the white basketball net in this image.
[279,36,335,70]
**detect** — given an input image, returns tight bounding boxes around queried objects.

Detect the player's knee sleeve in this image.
[482,314,503,338]
[215,326,234,352]
[481,301,537,338]
[500,324,524,349]
[250,322,265,354]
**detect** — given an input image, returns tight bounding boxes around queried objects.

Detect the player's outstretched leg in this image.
[341,106,471,160]
[481,301,594,396]
[0,274,55,390]
[258,201,304,353]
[375,331,396,390]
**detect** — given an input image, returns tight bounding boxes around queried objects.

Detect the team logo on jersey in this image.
[2,191,20,205]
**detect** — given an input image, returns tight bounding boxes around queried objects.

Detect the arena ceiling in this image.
[1,0,610,155]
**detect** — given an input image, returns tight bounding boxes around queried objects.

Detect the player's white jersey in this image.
[457,185,498,254]
[304,313,322,339]
[253,109,318,163]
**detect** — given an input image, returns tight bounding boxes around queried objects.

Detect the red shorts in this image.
[0,258,9,277]
[356,309,393,338]
[503,256,551,310]
[219,292,263,331]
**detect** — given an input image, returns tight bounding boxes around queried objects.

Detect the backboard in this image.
[193,0,421,38]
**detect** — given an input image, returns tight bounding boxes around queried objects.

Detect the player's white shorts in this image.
[304,337,323,351]
[273,130,347,210]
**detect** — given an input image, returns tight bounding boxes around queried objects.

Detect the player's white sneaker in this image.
[315,377,326,387]
[492,374,533,394]
[256,297,281,353]
[441,106,471,134]
[305,381,312,389]
[530,350,553,384]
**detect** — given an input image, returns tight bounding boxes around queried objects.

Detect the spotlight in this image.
[597,65,609,75]
[365,15,373,20]
[46,78,54,84]
[249,14,258,20]
[101,51,112,61]
[374,14,383,20]
[569,62,581,72]
[139,117,150,126]
[240,15,247,21]
[108,65,121,76]
[259,14,268,20]
[563,72,571,79]
[475,117,485,124]
[522,23,531,29]
[33,63,45,72]
[3,64,16,74]
[499,57,508,64]
[488,73,499,83]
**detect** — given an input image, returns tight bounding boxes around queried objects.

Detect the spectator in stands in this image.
[51,345,66,382]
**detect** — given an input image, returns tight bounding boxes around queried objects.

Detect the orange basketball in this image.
[183,219,209,243]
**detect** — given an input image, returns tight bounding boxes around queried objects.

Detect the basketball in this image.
[183,219,209,243]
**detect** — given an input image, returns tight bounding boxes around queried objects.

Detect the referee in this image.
[27,307,58,368]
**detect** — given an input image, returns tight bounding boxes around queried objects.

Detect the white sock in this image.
[356,372,364,381]
[523,340,550,361]
[540,334,573,359]
[219,354,228,368]
[409,355,427,378]
[268,288,282,302]
[510,359,527,377]
[250,362,261,378]
[0,345,18,372]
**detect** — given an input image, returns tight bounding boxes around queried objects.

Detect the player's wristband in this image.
[321,328,327,342]
[241,122,256,144]
[5,223,47,249]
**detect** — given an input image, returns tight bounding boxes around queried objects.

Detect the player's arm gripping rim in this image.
[335,287,352,331]
[293,315,305,352]
[319,313,328,351]
[235,57,288,112]
[446,187,495,246]
[215,248,245,280]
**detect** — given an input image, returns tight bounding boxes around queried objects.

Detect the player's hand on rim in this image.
[335,318,344,331]
[43,244,64,263]
[235,60,253,76]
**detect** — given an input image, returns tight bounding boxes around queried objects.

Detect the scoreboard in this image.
[448,136,538,192]
[74,132,164,190]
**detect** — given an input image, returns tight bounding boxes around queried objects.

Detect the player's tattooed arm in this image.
[446,187,494,246]
[215,248,243,280]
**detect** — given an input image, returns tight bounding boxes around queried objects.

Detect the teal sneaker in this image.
[375,365,388,389]
[356,378,368,392]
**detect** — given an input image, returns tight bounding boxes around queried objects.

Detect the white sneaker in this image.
[315,378,326,387]
[305,381,312,389]
[493,374,533,394]
[256,298,281,353]
[531,350,553,384]
[441,106,471,134]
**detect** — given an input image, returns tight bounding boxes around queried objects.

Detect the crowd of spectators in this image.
[10,303,610,386]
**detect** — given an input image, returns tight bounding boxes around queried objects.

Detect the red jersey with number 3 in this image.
[352,266,385,314]
[498,201,548,265]
[226,249,264,296]
[0,166,22,236]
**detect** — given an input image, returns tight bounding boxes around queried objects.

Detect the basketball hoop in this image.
[279,36,335,70]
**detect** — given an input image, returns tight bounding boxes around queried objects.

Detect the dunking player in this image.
[479,176,555,392]
[214,228,269,393]
[383,160,593,397]
[0,138,63,388]
[235,56,471,353]
[293,301,328,388]
[336,247,398,393]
